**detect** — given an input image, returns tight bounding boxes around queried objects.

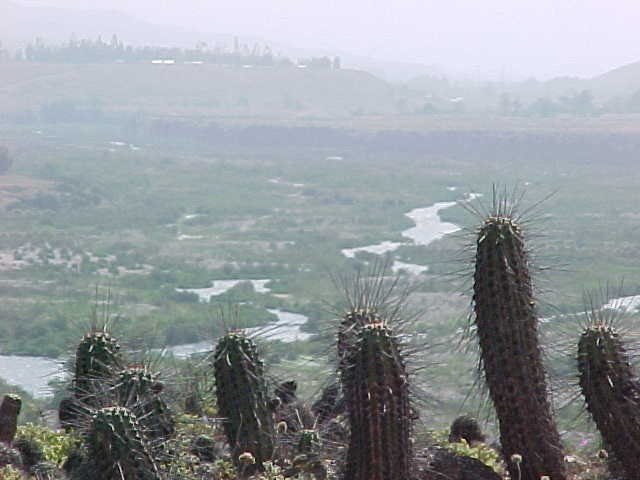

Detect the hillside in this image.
[0,62,397,118]
[591,59,640,96]
[405,58,640,113]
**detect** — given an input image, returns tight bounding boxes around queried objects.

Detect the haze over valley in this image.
[1,2,640,479]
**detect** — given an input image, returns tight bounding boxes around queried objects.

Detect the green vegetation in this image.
[0,59,640,478]
[19,35,338,71]
[1,116,639,360]
[0,111,640,441]
[0,144,11,173]
[430,430,503,475]
[16,423,76,467]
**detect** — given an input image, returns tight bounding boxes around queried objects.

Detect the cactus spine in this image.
[213,331,273,473]
[85,406,159,480]
[473,209,566,480]
[578,323,640,478]
[341,317,411,480]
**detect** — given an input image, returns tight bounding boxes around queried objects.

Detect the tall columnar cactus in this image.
[473,211,566,480]
[74,330,121,400]
[341,320,412,480]
[578,323,640,478]
[213,331,273,473]
[114,366,175,441]
[85,406,159,480]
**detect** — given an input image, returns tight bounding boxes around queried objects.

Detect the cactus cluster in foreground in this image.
[3,194,638,480]
[58,327,176,480]
[82,406,160,480]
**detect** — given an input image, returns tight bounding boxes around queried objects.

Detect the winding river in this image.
[0,355,65,399]
[0,193,482,395]
[176,279,271,301]
[162,309,312,359]
[342,193,481,273]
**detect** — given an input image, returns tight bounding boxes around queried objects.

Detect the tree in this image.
[499,93,511,115]
[0,40,7,61]
[528,97,559,117]
[0,146,12,174]
[560,90,594,115]
[627,89,640,112]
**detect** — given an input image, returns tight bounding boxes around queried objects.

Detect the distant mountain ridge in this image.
[1,0,232,48]
[4,0,640,98]
[406,59,640,109]
[0,0,439,81]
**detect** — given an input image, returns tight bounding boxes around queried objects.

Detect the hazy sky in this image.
[17,0,640,79]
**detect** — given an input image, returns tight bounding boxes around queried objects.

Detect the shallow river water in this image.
[342,193,481,273]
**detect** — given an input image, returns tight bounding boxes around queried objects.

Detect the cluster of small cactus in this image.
[59,328,123,432]
[57,326,176,479]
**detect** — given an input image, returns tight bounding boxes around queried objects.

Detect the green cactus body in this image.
[74,331,121,400]
[473,214,566,480]
[114,367,175,441]
[342,321,411,480]
[578,324,640,478]
[87,406,159,480]
[213,331,273,473]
